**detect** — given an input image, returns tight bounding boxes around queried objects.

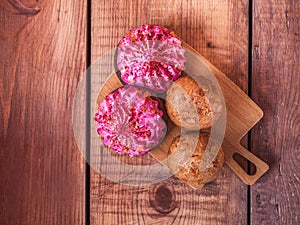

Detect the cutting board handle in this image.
[224,144,269,185]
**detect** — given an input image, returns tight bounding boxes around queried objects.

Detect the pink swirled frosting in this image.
[94,86,167,157]
[116,25,186,93]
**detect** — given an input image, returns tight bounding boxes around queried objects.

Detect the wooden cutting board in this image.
[96,41,269,187]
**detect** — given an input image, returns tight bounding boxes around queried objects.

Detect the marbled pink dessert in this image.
[115,25,186,93]
[94,86,167,157]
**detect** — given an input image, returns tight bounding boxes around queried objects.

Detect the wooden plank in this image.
[0,1,86,224]
[251,0,300,224]
[91,0,249,224]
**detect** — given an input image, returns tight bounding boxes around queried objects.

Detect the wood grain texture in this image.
[251,0,300,224]
[91,0,249,224]
[0,0,86,224]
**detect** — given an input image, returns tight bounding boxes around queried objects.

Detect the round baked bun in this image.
[166,75,222,130]
[167,131,224,188]
[115,24,186,93]
[94,86,167,157]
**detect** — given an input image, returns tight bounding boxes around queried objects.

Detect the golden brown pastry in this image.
[167,131,224,189]
[166,75,222,130]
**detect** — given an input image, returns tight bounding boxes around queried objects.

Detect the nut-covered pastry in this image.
[167,131,224,189]
[166,75,222,130]
[94,86,167,157]
[115,24,186,93]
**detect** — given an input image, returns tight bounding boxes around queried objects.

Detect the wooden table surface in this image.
[0,0,299,224]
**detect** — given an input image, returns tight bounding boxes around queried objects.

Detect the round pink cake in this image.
[94,86,167,157]
[115,24,186,93]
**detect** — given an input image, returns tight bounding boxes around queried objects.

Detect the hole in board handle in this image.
[233,153,257,175]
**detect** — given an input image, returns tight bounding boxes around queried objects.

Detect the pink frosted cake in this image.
[115,25,186,93]
[94,86,167,157]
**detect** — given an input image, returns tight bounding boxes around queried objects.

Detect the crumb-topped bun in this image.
[115,24,186,93]
[167,132,224,189]
[166,75,222,130]
[94,86,167,157]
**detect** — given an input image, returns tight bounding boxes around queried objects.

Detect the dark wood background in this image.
[0,0,299,224]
